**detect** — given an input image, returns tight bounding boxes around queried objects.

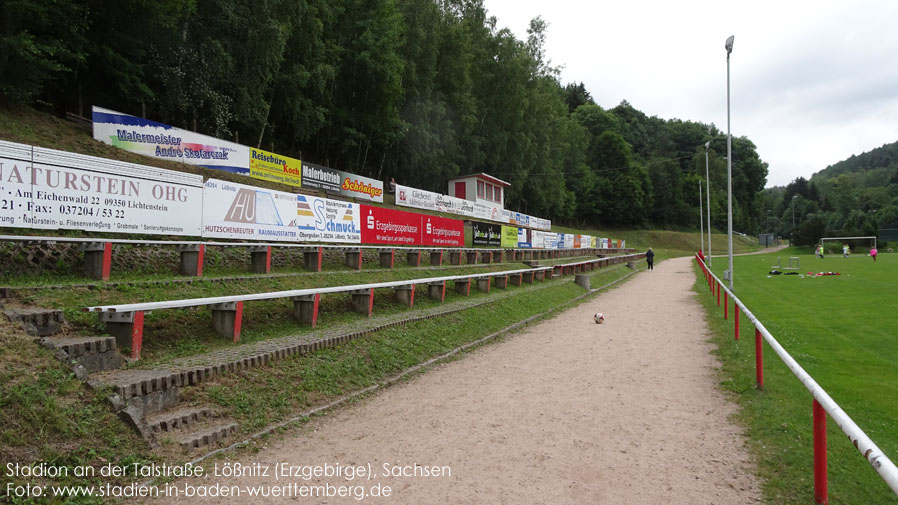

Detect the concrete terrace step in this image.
[93,278,567,401]
[42,336,122,373]
[2,306,65,336]
[145,406,213,433]
[178,422,239,450]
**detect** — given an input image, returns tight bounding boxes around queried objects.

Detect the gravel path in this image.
[153,256,761,504]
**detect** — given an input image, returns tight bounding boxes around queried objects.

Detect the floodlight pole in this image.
[725,35,734,291]
[699,181,704,256]
[792,195,797,244]
[705,141,712,266]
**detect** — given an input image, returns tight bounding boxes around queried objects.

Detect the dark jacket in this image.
[646,249,655,261]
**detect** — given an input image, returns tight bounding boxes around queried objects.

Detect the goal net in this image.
[820,236,877,256]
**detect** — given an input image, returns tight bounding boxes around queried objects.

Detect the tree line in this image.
[760,141,898,246]
[0,0,768,231]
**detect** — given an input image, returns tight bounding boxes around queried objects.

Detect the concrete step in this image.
[178,422,239,451]
[145,406,213,434]
[2,306,65,336]
[42,336,122,373]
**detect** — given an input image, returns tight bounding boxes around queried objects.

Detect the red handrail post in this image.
[724,291,729,320]
[755,328,764,388]
[814,399,829,504]
[716,282,721,306]
[734,304,740,340]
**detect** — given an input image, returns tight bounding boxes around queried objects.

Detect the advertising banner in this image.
[564,234,574,249]
[360,204,421,245]
[422,214,464,247]
[250,148,302,186]
[395,184,435,211]
[517,227,531,248]
[1,141,203,236]
[573,235,582,249]
[591,236,597,248]
[202,179,360,243]
[92,106,249,174]
[530,216,551,231]
[303,162,384,203]
[535,230,556,249]
[339,173,384,203]
[301,161,342,193]
[472,221,502,246]
[500,225,519,248]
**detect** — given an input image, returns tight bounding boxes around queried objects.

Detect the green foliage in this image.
[0,0,772,231]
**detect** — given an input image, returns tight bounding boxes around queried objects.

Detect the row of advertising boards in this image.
[91,106,386,204]
[2,139,613,249]
[471,221,622,250]
[0,140,464,246]
[394,184,551,231]
[91,106,556,235]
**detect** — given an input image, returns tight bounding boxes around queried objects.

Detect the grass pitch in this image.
[700,248,898,504]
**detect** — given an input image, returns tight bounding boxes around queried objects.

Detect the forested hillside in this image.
[0,0,768,231]
[760,141,898,245]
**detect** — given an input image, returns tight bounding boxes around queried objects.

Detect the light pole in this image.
[792,195,797,244]
[725,35,734,291]
[699,181,704,256]
[705,141,712,266]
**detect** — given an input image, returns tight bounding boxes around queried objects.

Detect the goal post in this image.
[819,236,877,256]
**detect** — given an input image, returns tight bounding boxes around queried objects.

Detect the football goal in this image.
[820,236,877,256]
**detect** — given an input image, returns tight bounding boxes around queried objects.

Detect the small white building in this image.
[447,173,510,208]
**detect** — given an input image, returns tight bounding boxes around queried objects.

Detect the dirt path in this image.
[153,256,761,504]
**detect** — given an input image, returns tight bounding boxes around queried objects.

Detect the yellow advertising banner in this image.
[249,148,302,186]
[500,225,519,248]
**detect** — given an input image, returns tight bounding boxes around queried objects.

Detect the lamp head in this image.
[725,35,734,54]
[704,141,710,149]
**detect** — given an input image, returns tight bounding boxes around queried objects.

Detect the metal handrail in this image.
[696,254,898,496]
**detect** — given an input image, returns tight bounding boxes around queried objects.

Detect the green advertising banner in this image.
[500,225,519,248]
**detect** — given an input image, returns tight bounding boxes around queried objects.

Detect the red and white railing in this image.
[694,254,898,503]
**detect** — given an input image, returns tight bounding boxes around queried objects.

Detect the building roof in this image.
[447,172,511,187]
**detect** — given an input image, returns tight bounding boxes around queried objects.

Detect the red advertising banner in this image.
[361,204,421,245]
[360,205,464,246]
[422,214,465,247]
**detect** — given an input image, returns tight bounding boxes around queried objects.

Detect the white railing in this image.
[694,254,898,502]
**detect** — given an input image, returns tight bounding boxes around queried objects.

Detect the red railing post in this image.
[717,282,721,306]
[814,399,828,504]
[755,328,764,388]
[724,291,729,320]
[734,304,740,340]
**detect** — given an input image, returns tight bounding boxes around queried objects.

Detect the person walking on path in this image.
[646,247,655,270]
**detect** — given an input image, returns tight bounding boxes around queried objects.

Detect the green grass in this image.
[697,249,898,504]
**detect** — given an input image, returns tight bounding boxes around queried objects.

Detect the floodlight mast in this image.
[725,35,734,291]
[704,141,712,266]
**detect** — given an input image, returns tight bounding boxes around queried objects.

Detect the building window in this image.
[477,180,485,198]
[494,187,502,203]
[486,184,493,201]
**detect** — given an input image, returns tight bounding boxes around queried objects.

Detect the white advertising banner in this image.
[1,140,203,235]
[564,234,574,249]
[202,179,361,243]
[92,106,250,175]
[394,182,552,230]
[395,184,435,211]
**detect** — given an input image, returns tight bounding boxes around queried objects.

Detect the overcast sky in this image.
[481,0,898,188]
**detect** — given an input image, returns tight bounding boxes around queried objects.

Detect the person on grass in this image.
[870,247,878,262]
[842,243,850,258]
[816,244,824,259]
